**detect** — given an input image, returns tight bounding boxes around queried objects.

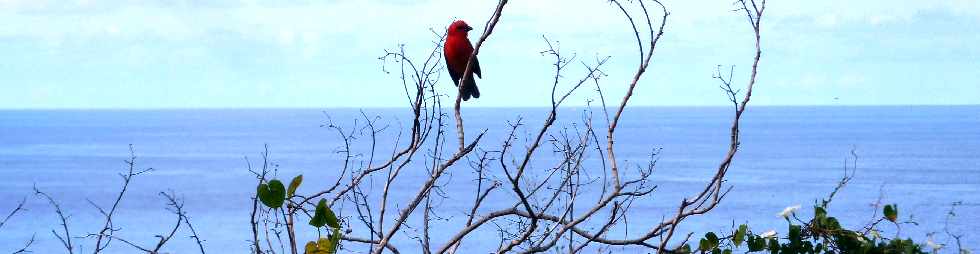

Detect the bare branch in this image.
[11,233,35,254]
[453,0,510,150]
[0,197,27,230]
[34,184,74,254]
[92,145,154,253]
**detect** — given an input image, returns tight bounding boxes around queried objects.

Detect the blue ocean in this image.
[1,106,977,253]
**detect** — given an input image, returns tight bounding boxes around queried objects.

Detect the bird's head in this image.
[448,20,473,37]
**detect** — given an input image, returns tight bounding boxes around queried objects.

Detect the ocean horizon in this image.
[1,105,977,253]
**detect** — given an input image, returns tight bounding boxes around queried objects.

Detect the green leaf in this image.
[310,199,340,228]
[287,174,303,197]
[305,234,343,254]
[734,224,747,247]
[825,217,841,230]
[705,232,719,248]
[310,199,328,227]
[768,238,779,254]
[328,226,342,253]
[698,232,719,251]
[883,204,898,222]
[788,224,801,245]
[814,206,827,220]
[676,244,692,254]
[324,204,340,228]
[257,180,286,209]
[748,235,766,251]
[304,240,317,253]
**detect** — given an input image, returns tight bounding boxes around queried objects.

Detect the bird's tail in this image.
[461,78,480,101]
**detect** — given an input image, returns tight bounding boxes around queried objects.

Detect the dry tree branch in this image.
[34,184,74,253]
[572,202,622,253]
[2,198,35,253]
[30,146,201,254]
[453,0,509,150]
[431,0,762,251]
[248,145,272,254]
[312,41,445,210]
[150,192,185,253]
[359,1,507,253]
[345,235,402,254]
[372,132,486,254]
[0,197,26,230]
[305,0,765,253]
[293,27,452,254]
[446,151,501,253]
[942,201,965,253]
[823,148,858,208]
[11,234,35,254]
[606,0,667,190]
[429,1,668,252]
[159,191,206,254]
[89,179,201,254]
[654,0,764,251]
[91,145,154,253]
[492,36,609,254]
[0,197,31,253]
[184,208,207,254]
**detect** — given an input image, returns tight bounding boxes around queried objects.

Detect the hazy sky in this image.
[1,0,978,108]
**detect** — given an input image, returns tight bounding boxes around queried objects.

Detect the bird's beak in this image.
[464,26,473,32]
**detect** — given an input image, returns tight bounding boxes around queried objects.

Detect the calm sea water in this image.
[1,106,977,253]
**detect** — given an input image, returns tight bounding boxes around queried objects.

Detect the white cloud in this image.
[2,0,979,108]
[3,0,979,44]
[767,1,980,27]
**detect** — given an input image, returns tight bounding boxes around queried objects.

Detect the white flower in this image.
[760,230,777,238]
[778,205,802,218]
[926,236,944,250]
[856,236,866,243]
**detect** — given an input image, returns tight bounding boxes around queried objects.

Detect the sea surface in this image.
[0,106,977,253]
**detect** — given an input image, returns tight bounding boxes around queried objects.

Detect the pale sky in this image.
[1,0,978,108]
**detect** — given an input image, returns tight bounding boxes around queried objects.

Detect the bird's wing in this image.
[445,52,461,86]
[473,56,482,78]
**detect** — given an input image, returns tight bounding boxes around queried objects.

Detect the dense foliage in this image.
[676,203,927,254]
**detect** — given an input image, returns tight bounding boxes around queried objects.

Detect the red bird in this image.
[444,20,482,101]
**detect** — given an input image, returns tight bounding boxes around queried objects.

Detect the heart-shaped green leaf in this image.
[257,179,286,209]
[699,232,719,251]
[310,199,327,227]
[705,232,719,249]
[287,175,303,197]
[704,232,718,248]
